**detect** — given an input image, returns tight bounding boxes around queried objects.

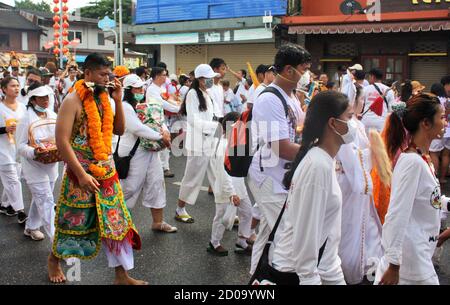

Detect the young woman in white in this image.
[207,112,253,256]
[16,83,59,241]
[269,91,351,285]
[175,64,220,223]
[336,87,386,284]
[375,94,447,285]
[117,74,176,233]
[0,76,27,223]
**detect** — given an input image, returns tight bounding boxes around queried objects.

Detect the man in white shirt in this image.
[146,67,180,178]
[62,66,78,96]
[361,68,395,133]
[340,63,368,93]
[343,69,366,108]
[248,44,310,275]
[207,58,227,121]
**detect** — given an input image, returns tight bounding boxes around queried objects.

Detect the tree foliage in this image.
[80,0,132,24]
[15,0,51,13]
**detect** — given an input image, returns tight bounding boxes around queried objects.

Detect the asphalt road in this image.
[1,154,450,285]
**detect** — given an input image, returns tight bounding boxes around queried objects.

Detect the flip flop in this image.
[152,222,178,233]
[174,213,195,223]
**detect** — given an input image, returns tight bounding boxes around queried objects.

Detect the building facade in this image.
[130,0,291,80]
[282,0,450,89]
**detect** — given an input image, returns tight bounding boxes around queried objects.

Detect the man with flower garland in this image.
[48,53,146,285]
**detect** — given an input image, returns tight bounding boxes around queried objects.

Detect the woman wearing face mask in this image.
[266,91,351,285]
[335,92,389,284]
[16,83,59,241]
[175,64,220,223]
[0,77,27,223]
[375,94,448,285]
[117,74,176,233]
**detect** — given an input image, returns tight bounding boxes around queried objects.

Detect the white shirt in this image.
[16,107,59,184]
[271,147,344,285]
[378,153,442,281]
[361,82,395,132]
[249,83,304,194]
[179,85,190,101]
[115,101,162,157]
[207,83,224,118]
[0,102,27,166]
[63,77,76,96]
[235,78,248,105]
[146,83,180,115]
[184,89,218,154]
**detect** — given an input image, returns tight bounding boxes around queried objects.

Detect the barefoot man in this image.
[48,53,146,285]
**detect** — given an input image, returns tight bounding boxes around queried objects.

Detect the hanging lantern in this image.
[62,21,69,29]
[62,14,69,21]
[62,5,69,12]
[53,23,60,30]
[62,30,69,37]
[53,48,60,55]
[53,7,59,13]
[54,32,60,38]
[63,39,69,46]
[53,15,60,23]
[62,47,69,54]
[53,40,59,46]
[53,0,59,3]
[62,0,68,3]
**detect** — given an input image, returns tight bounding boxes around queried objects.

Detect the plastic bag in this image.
[222,202,237,231]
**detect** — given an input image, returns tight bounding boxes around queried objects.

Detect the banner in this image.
[0,52,38,68]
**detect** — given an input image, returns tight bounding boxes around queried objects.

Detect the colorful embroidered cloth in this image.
[52,98,141,260]
[136,97,166,151]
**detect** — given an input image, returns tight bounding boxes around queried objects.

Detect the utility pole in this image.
[119,0,123,65]
[59,0,63,68]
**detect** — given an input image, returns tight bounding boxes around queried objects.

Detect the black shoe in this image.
[5,206,18,217]
[206,242,228,256]
[17,211,28,224]
[164,170,175,178]
[234,243,252,256]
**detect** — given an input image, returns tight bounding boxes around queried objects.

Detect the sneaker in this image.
[17,211,28,224]
[5,206,18,217]
[206,242,228,256]
[24,228,45,241]
[164,170,175,178]
[234,243,252,256]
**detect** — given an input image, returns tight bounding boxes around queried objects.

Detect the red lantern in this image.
[53,48,60,55]
[62,6,69,12]
[53,23,60,30]
[53,40,59,46]
[53,7,59,13]
[53,16,60,23]
[53,0,59,3]
[62,30,69,36]
[62,14,69,21]
[63,40,69,46]
[54,32,60,38]
[62,47,69,54]
[62,0,68,3]
[62,22,69,29]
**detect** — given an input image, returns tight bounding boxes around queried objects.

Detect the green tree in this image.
[15,0,51,12]
[80,0,132,24]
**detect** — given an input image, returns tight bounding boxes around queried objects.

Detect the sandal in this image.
[152,222,178,233]
[174,212,195,223]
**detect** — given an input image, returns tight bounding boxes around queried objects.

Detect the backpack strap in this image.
[257,86,291,172]
[373,83,390,111]
[114,136,140,158]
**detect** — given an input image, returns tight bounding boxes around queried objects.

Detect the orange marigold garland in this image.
[73,80,114,178]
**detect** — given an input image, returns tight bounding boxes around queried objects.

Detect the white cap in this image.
[169,74,178,82]
[349,64,363,71]
[123,74,146,89]
[27,86,52,99]
[194,64,220,79]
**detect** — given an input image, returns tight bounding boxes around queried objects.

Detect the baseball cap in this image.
[194,64,220,79]
[123,74,146,89]
[349,64,363,71]
[39,67,53,77]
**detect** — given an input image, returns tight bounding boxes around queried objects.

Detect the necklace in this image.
[408,141,436,178]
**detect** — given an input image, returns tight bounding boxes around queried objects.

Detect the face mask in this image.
[297,71,311,90]
[34,104,47,113]
[134,93,144,102]
[205,78,214,89]
[333,118,357,144]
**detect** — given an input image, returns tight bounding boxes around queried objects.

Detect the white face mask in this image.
[297,70,311,91]
[333,118,357,144]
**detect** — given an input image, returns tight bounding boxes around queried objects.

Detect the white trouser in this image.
[0,164,24,211]
[102,239,134,271]
[252,203,262,221]
[179,155,216,205]
[160,149,170,171]
[121,148,166,209]
[248,177,286,275]
[25,181,56,240]
[210,198,253,247]
[373,274,439,285]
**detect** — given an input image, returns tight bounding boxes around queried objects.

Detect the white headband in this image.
[27,86,52,99]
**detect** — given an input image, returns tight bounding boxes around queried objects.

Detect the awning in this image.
[288,20,450,35]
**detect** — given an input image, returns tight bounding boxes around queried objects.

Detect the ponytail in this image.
[283,91,349,189]
[384,113,406,162]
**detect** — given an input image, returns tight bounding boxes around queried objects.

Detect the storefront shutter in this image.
[411,56,449,90]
